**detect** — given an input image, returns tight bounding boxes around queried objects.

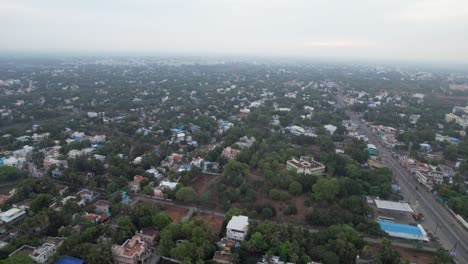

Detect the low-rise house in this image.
[324,124,337,135]
[77,189,94,203]
[153,181,178,198]
[367,144,378,156]
[68,149,84,158]
[419,143,432,153]
[128,181,141,193]
[221,147,240,160]
[213,250,235,264]
[286,156,325,176]
[112,235,151,264]
[84,212,109,223]
[235,136,256,149]
[146,167,163,180]
[12,145,34,160]
[9,237,63,264]
[226,215,249,241]
[93,200,110,214]
[135,227,159,247]
[257,255,295,264]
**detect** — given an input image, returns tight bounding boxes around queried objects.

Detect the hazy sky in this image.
[1,0,468,63]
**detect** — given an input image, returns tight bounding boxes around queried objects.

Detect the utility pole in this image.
[434,222,440,235]
[450,241,458,257]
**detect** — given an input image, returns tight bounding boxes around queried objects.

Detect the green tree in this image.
[433,249,455,264]
[288,181,303,195]
[30,194,52,213]
[443,145,458,161]
[0,254,35,264]
[175,187,197,202]
[143,185,153,195]
[225,207,242,222]
[312,178,339,201]
[153,212,172,229]
[221,160,249,187]
[374,239,401,264]
[0,166,27,182]
[115,216,136,244]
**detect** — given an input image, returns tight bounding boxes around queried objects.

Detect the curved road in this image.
[337,90,468,263]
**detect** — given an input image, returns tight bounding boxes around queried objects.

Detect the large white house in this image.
[226,215,249,241]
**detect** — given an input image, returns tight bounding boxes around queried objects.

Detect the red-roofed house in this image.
[84,213,109,224]
[133,175,146,183]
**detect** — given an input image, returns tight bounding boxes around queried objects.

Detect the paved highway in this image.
[336,90,468,263]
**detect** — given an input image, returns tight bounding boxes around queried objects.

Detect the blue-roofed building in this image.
[55,256,85,264]
[377,221,429,241]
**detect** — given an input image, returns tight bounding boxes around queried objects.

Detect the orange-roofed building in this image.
[133,175,146,183]
[112,235,150,264]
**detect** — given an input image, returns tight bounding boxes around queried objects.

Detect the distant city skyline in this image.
[1,0,468,64]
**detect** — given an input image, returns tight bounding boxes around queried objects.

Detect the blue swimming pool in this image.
[377,221,423,236]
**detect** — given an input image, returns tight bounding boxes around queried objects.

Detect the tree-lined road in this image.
[336,90,468,263]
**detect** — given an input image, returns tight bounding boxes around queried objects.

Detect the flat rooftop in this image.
[374,199,414,213]
[288,158,324,169]
[227,215,248,231]
[378,221,429,241]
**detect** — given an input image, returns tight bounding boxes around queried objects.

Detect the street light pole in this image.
[434,222,440,235]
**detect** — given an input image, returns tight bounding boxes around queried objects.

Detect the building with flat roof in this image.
[374,199,414,213]
[0,208,26,224]
[367,144,378,156]
[135,226,159,247]
[286,156,325,176]
[10,237,63,264]
[112,235,150,264]
[226,215,249,241]
[93,200,110,214]
[377,221,429,241]
[213,250,235,264]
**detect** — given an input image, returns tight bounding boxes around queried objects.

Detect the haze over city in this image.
[1,0,468,63]
[1,1,468,264]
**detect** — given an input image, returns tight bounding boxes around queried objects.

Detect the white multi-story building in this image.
[226,215,249,241]
[286,156,325,176]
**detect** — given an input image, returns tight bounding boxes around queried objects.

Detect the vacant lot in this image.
[194,213,225,236]
[192,174,218,194]
[165,207,189,223]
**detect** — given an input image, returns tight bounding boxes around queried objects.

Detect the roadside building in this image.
[367,144,378,156]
